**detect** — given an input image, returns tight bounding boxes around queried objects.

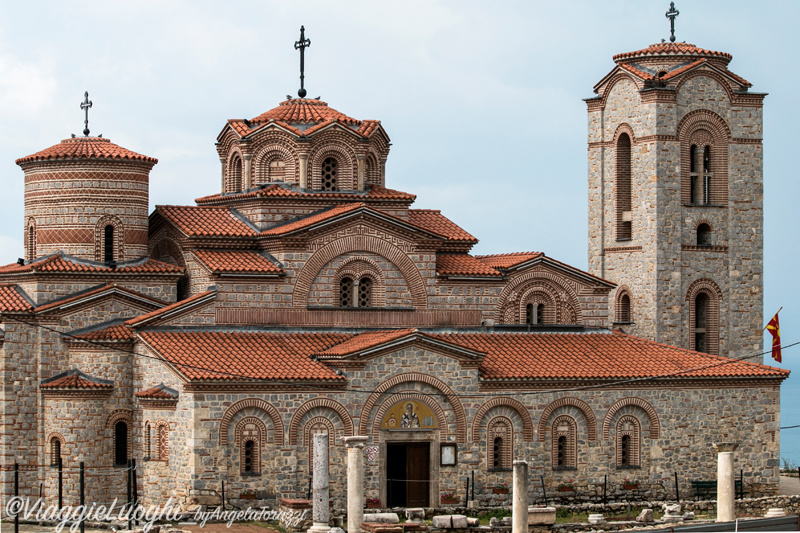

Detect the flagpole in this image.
[763,307,783,331]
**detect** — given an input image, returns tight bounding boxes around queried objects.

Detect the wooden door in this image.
[406,443,430,507]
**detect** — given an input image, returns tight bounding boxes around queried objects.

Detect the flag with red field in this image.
[766,311,782,363]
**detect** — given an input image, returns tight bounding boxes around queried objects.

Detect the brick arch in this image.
[302,416,336,448]
[685,277,723,355]
[150,236,186,268]
[615,285,633,323]
[675,70,735,104]
[253,143,298,185]
[309,142,357,190]
[676,109,731,142]
[471,397,534,442]
[218,398,284,445]
[226,150,244,193]
[602,397,660,440]
[293,236,427,309]
[370,392,449,439]
[334,256,387,308]
[537,397,597,442]
[95,215,124,262]
[612,122,636,144]
[358,372,467,443]
[288,398,353,445]
[496,273,582,325]
[106,409,134,429]
[518,283,559,325]
[677,109,731,206]
[599,74,643,109]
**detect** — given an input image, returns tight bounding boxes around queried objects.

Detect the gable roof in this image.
[192,249,283,275]
[0,284,34,312]
[135,383,179,400]
[16,137,157,165]
[35,284,165,314]
[155,205,258,237]
[476,252,543,270]
[436,254,503,277]
[408,210,478,243]
[194,184,415,205]
[66,321,135,344]
[124,290,217,328]
[138,330,348,382]
[0,253,184,275]
[40,369,114,389]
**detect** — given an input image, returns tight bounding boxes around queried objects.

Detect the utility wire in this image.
[1,312,794,400]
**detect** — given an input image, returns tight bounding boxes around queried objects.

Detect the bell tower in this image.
[586,18,766,358]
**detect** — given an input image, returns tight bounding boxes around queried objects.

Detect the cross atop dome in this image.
[294,26,311,98]
[666,2,679,43]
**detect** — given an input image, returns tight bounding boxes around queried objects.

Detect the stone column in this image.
[243,153,252,189]
[356,155,366,190]
[299,153,309,189]
[713,442,739,523]
[219,156,227,191]
[343,436,369,533]
[308,434,330,533]
[512,460,528,533]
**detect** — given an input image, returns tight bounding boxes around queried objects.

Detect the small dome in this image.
[613,42,732,65]
[16,136,157,166]
[249,98,361,127]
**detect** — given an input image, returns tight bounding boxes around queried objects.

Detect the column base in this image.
[308,523,330,533]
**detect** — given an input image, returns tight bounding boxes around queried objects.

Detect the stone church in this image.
[0,28,786,510]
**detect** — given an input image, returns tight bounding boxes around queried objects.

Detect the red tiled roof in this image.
[156,205,257,237]
[192,249,283,274]
[0,284,33,312]
[0,254,184,275]
[139,331,348,382]
[250,99,360,126]
[40,370,114,389]
[429,331,788,381]
[35,283,165,313]
[135,383,179,399]
[195,184,415,205]
[16,137,157,165]
[614,42,732,63]
[659,58,705,81]
[618,62,654,80]
[69,323,134,342]
[316,329,418,357]
[408,210,477,242]
[436,254,502,277]
[125,290,216,327]
[261,204,364,236]
[475,252,543,270]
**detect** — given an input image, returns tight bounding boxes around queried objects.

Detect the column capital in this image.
[713,442,739,453]
[343,436,369,448]
[513,460,528,466]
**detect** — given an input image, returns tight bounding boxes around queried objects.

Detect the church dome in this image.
[16,136,158,165]
[249,98,360,128]
[613,42,732,67]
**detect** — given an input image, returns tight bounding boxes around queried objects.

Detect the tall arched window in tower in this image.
[616,133,632,240]
[339,277,353,307]
[358,277,372,307]
[321,157,338,191]
[104,225,115,263]
[551,415,577,469]
[694,292,709,353]
[114,421,128,466]
[228,155,243,192]
[27,223,35,261]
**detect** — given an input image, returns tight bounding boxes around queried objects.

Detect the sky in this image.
[1,1,799,462]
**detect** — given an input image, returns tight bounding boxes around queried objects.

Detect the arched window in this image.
[616,133,632,240]
[228,155,243,192]
[339,277,353,307]
[114,421,128,466]
[695,292,710,353]
[144,422,151,459]
[243,440,255,472]
[487,417,513,470]
[321,157,338,191]
[616,288,633,324]
[27,223,36,261]
[236,417,265,475]
[616,416,640,468]
[697,223,712,246]
[551,415,577,469]
[525,303,546,325]
[358,278,372,307]
[266,157,286,183]
[50,437,61,467]
[104,225,115,263]
[156,423,168,462]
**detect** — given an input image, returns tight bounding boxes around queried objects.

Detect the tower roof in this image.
[250,98,360,126]
[613,42,732,65]
[16,136,157,165]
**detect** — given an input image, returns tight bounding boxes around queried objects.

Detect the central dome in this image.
[250,98,360,127]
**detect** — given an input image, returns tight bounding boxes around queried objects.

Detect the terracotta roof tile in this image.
[475,252,543,270]
[436,254,503,277]
[192,249,283,274]
[250,99,360,126]
[135,383,179,399]
[40,369,114,389]
[156,205,257,237]
[125,290,216,327]
[139,331,348,381]
[316,329,418,357]
[429,331,787,381]
[68,323,134,342]
[0,284,33,312]
[16,137,157,165]
[0,254,184,275]
[261,204,364,236]
[195,184,415,205]
[617,63,654,80]
[614,42,732,63]
[407,210,478,242]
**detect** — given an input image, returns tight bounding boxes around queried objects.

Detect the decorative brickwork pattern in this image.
[288,398,353,445]
[602,397,661,440]
[218,398,284,445]
[253,144,297,185]
[678,109,731,205]
[538,397,597,442]
[235,416,267,475]
[487,416,513,470]
[686,278,723,355]
[471,397,534,443]
[551,415,577,469]
[358,372,467,443]
[615,415,640,468]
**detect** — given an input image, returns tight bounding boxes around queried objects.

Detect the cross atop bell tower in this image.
[666,2,679,43]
